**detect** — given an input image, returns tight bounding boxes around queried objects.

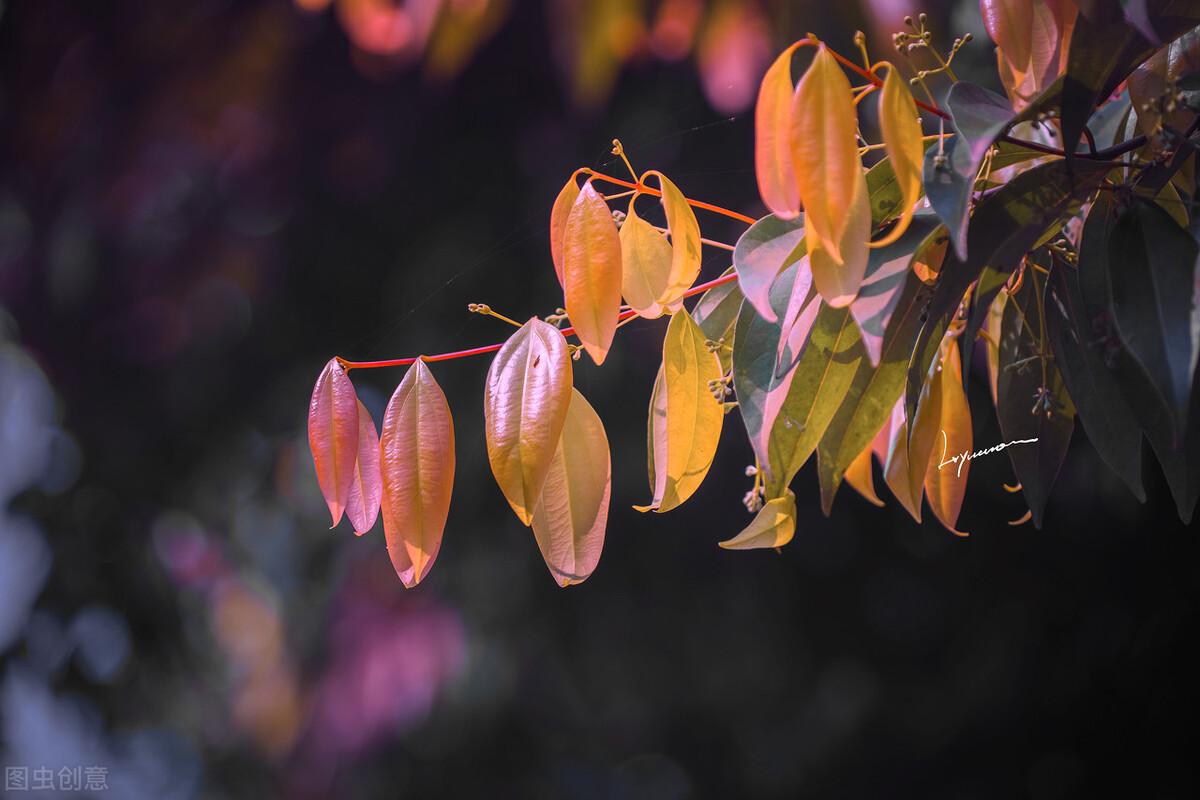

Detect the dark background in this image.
[1,1,1197,798]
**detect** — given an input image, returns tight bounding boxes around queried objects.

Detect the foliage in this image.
[310,1,1200,587]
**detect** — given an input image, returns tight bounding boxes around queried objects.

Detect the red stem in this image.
[337,272,739,371]
[583,169,758,224]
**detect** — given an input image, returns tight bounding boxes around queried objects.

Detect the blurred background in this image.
[1,0,1197,797]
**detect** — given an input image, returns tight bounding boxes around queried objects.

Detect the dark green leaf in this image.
[1047,256,1146,501]
[996,268,1076,528]
[906,159,1111,424]
[1106,197,1198,432]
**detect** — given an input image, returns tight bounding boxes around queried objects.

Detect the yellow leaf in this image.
[720,491,796,550]
[531,388,611,587]
[881,398,920,521]
[563,181,623,364]
[924,339,972,535]
[484,318,574,525]
[791,45,861,264]
[380,361,456,588]
[809,168,870,307]
[755,43,802,219]
[549,176,581,287]
[620,201,673,318]
[985,290,1007,406]
[844,445,884,507]
[645,171,702,308]
[638,364,669,508]
[872,66,924,248]
[635,309,724,512]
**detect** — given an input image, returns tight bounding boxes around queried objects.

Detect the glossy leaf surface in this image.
[755,44,802,219]
[380,361,456,587]
[346,400,382,536]
[563,181,623,364]
[485,319,573,525]
[308,358,360,527]
[620,201,674,318]
[531,388,610,587]
[549,176,581,286]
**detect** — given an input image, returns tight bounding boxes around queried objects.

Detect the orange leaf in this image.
[380,360,456,587]
[485,318,574,525]
[549,176,581,287]
[531,388,610,586]
[809,168,870,307]
[790,45,861,264]
[924,339,972,535]
[345,400,382,535]
[844,444,884,507]
[308,358,359,526]
[563,181,623,364]
[755,43,802,218]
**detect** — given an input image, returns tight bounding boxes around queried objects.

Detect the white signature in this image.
[937,430,1038,477]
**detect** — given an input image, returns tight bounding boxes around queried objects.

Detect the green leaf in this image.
[1058,0,1200,163]
[765,305,866,498]
[906,158,1111,424]
[732,214,805,322]
[690,267,743,373]
[1106,198,1198,433]
[1075,193,1196,521]
[1047,242,1145,501]
[817,244,935,515]
[996,268,1076,528]
[923,82,1016,260]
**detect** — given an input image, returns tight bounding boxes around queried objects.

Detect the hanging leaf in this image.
[996,267,1076,528]
[1047,248,1145,501]
[380,360,456,588]
[850,214,941,366]
[874,65,925,247]
[308,358,360,527]
[531,388,610,587]
[563,181,623,364]
[981,0,1035,85]
[880,398,922,521]
[485,318,573,525]
[549,176,581,286]
[636,308,724,512]
[791,45,861,264]
[755,43,802,219]
[923,338,972,536]
[642,364,669,507]
[719,491,797,550]
[1106,198,1198,434]
[816,247,934,514]
[345,400,382,536]
[985,290,1007,406]
[731,260,812,476]
[620,200,674,319]
[842,445,884,507]
[765,304,866,498]
[645,170,703,306]
[733,213,806,322]
[810,169,870,307]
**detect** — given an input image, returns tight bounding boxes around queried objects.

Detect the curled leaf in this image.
[636,309,724,512]
[733,213,806,322]
[755,43,802,219]
[549,176,581,286]
[485,318,573,525]
[380,361,456,588]
[646,172,703,308]
[791,45,861,264]
[308,358,360,526]
[620,200,674,318]
[531,388,611,587]
[563,181,623,364]
[843,444,884,507]
[874,65,924,248]
[346,400,382,536]
[719,491,796,550]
